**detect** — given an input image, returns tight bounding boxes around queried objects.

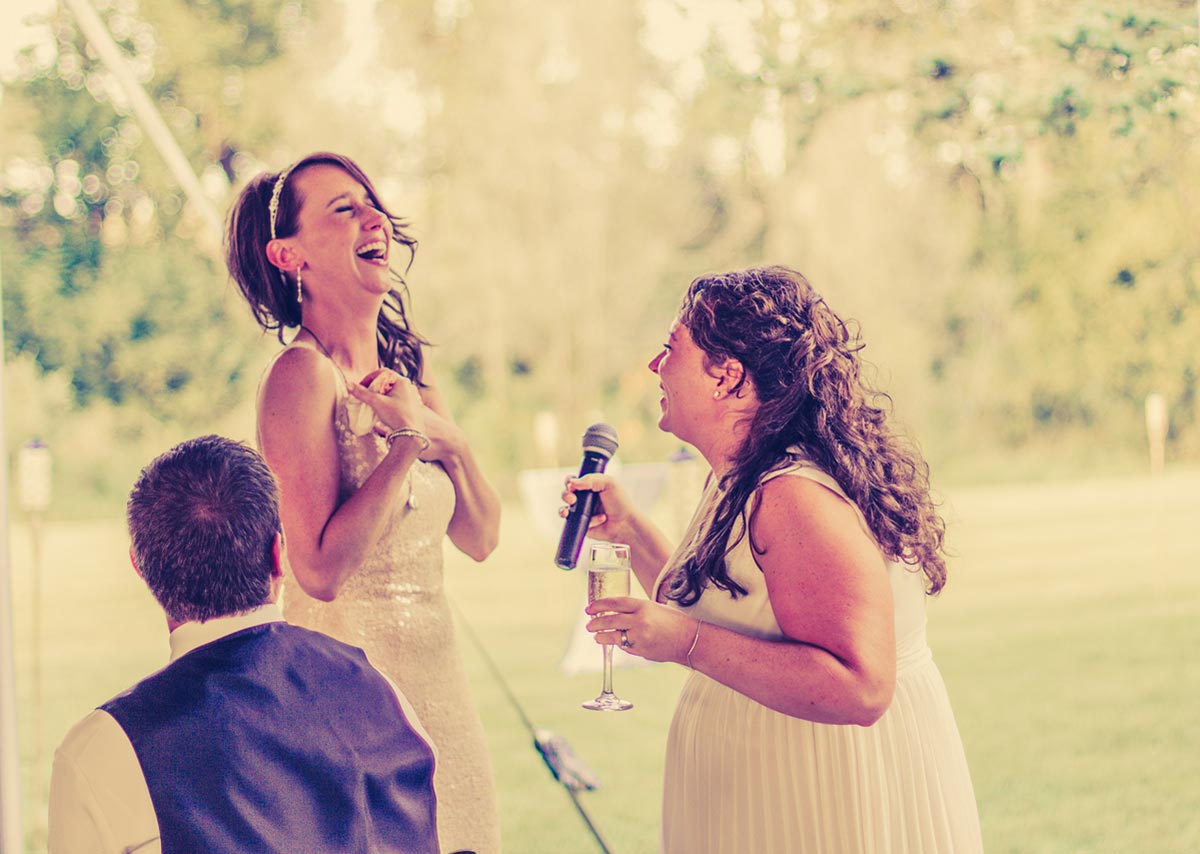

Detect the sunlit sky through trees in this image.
[0,0,791,177]
[2,0,1197,497]
[0,0,55,81]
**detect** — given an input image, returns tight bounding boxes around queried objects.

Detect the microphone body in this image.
[555,424,619,570]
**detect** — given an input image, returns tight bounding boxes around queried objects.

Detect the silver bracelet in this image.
[685,620,702,669]
[385,428,431,451]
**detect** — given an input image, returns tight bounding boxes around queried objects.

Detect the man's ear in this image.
[129,547,143,579]
[265,238,299,273]
[270,532,286,581]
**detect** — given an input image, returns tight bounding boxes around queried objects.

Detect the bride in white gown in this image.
[565,266,983,854]
[225,152,503,853]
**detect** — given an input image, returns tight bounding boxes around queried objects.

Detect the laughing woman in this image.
[567,266,983,853]
[226,152,502,854]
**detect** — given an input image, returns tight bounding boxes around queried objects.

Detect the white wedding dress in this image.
[654,455,984,854]
[276,343,502,854]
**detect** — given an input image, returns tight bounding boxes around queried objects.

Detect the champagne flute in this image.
[582,542,634,712]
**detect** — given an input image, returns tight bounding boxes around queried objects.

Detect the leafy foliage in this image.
[1,0,299,498]
[1,0,1198,512]
[646,0,1198,459]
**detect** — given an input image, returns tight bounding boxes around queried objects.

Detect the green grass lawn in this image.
[7,468,1200,853]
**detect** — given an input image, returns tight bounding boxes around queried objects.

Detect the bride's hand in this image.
[408,405,465,463]
[348,373,426,436]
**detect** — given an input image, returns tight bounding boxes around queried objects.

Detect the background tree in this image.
[2,0,1197,512]
[0,0,302,509]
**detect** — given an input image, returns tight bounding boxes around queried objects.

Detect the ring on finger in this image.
[620,629,633,650]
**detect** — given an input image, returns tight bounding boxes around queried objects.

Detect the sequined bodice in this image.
[328,369,457,605]
[275,345,501,853]
[280,350,461,660]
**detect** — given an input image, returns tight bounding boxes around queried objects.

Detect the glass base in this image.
[581,691,633,712]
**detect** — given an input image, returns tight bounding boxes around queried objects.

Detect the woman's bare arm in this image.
[588,475,896,725]
[257,347,424,600]
[413,357,500,561]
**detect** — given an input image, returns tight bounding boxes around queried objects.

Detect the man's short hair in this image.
[127,435,281,623]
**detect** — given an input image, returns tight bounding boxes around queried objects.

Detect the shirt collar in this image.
[168,602,285,662]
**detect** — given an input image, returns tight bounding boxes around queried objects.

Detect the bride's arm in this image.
[412,357,501,561]
[258,348,425,601]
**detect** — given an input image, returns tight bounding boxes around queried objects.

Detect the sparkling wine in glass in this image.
[582,542,634,712]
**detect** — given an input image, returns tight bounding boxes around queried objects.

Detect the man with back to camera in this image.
[47,434,441,853]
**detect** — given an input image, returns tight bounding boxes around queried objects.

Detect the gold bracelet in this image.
[385,428,431,451]
[685,620,702,669]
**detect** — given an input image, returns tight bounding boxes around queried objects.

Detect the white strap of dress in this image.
[759,457,877,543]
[273,339,348,395]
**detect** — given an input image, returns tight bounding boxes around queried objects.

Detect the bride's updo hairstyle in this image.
[225,151,427,381]
[663,265,947,607]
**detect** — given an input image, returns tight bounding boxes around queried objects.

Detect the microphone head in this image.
[581,423,619,459]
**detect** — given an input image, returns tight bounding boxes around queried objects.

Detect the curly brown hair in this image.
[662,266,947,606]
[224,152,428,381]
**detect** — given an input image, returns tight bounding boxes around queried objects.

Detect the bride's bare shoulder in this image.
[258,343,335,409]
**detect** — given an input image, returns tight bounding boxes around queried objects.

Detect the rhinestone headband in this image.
[267,164,295,240]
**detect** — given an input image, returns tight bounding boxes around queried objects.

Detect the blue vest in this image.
[102,622,439,854]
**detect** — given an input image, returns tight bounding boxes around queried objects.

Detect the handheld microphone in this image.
[554,423,619,570]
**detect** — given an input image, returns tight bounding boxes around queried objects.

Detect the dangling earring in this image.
[295,265,303,305]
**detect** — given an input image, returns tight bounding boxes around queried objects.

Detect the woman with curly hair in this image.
[226,152,501,853]
[565,266,982,853]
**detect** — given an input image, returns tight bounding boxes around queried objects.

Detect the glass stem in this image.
[602,644,615,695]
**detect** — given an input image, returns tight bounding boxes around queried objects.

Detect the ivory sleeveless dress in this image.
[654,455,983,854]
[276,344,502,854]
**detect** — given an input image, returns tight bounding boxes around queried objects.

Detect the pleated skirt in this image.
[661,660,984,854]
